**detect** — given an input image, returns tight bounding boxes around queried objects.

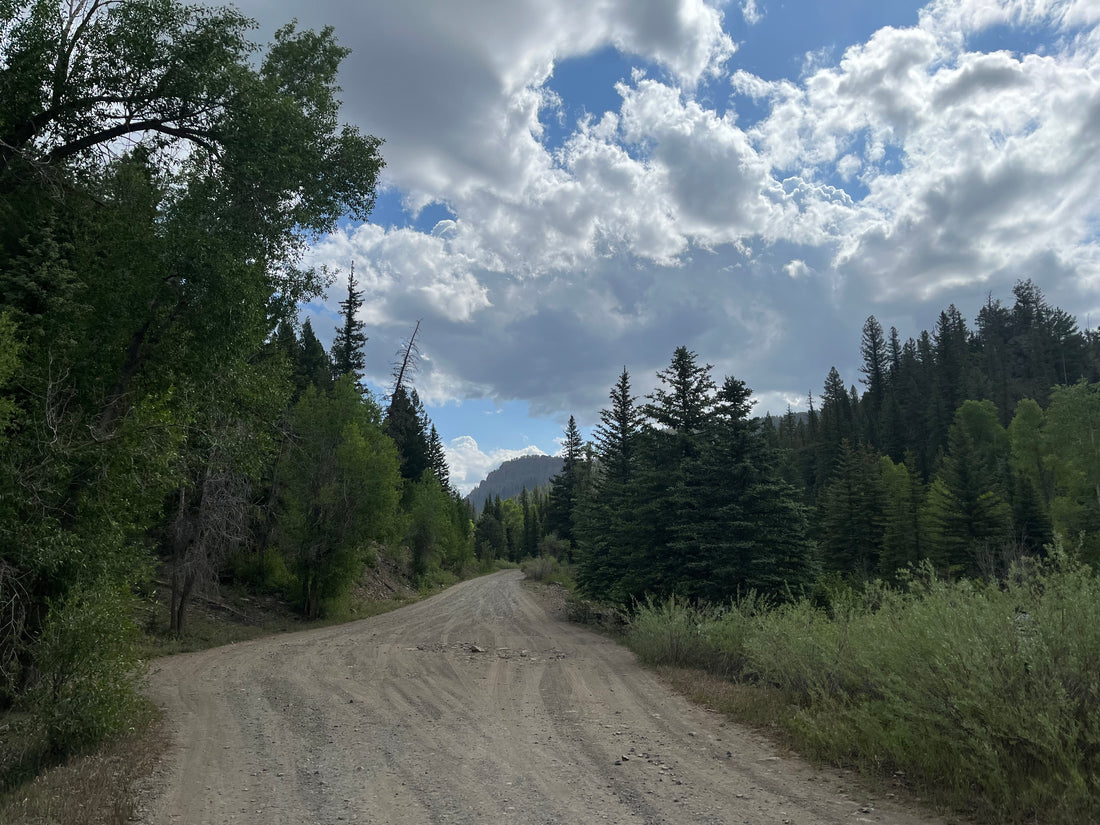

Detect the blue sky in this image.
[239,0,1100,492]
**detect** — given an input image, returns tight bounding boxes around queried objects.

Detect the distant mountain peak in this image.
[466,454,564,511]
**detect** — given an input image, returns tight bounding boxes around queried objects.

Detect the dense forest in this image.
[474,280,1100,605]
[0,0,473,760]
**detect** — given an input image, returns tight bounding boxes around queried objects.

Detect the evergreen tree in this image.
[815,366,851,484]
[332,266,367,387]
[546,415,585,551]
[678,376,817,600]
[426,424,450,490]
[623,348,718,600]
[575,369,642,600]
[817,440,886,578]
[931,304,971,450]
[298,318,333,394]
[385,386,430,482]
[923,403,1012,575]
[859,315,887,444]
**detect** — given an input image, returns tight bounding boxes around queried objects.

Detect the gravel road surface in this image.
[140,569,943,825]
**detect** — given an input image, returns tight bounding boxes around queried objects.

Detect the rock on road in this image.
[140,570,943,825]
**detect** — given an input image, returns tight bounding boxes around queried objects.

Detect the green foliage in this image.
[520,555,575,588]
[1045,380,1100,565]
[878,454,925,577]
[817,440,885,577]
[627,593,770,679]
[25,587,143,758]
[577,354,816,605]
[404,476,473,581]
[386,386,430,483]
[332,267,368,386]
[277,377,402,617]
[0,311,20,440]
[625,550,1100,824]
[1,0,386,757]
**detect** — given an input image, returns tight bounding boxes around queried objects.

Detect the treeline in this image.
[516,281,1100,604]
[0,1,470,761]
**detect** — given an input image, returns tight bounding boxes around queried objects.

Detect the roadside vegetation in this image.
[621,542,1099,824]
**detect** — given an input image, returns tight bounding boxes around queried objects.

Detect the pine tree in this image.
[923,405,1012,575]
[619,348,718,601]
[816,366,851,484]
[332,265,367,387]
[680,376,817,600]
[879,454,925,578]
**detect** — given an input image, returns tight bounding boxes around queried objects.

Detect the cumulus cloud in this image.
[233,0,1100,471]
[445,436,547,494]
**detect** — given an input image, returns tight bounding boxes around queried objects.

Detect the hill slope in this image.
[467,454,563,511]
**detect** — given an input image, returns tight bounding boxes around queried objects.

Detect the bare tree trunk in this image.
[171,570,196,637]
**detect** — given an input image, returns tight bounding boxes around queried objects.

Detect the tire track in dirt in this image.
[139,569,944,825]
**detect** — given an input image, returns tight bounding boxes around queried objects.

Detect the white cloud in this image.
[235,0,1100,437]
[784,259,811,279]
[741,1,763,26]
[445,436,547,494]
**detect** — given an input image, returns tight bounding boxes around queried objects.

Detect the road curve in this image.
[140,569,943,825]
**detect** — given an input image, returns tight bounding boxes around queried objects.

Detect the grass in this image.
[621,546,1100,825]
[0,702,167,825]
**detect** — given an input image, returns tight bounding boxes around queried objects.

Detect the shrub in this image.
[622,546,1100,824]
[521,555,559,582]
[25,587,144,757]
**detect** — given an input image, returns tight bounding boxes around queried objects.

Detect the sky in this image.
[231,0,1100,493]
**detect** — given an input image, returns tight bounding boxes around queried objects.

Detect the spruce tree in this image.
[878,454,925,578]
[426,424,450,490]
[575,369,642,600]
[817,440,886,577]
[385,386,430,482]
[626,348,717,601]
[679,376,817,600]
[298,318,332,394]
[859,315,887,444]
[332,265,367,387]
[924,407,1012,575]
[546,415,585,550]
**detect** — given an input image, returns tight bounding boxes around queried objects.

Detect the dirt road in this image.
[140,570,943,825]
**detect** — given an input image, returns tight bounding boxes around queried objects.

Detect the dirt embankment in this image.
[138,570,944,825]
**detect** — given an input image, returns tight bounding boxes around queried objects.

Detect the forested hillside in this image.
[478,281,1100,604]
[466,454,563,512]
[0,0,472,769]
